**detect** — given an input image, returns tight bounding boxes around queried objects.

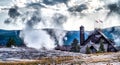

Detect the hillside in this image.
[0,26,120,47]
[0,30,23,46]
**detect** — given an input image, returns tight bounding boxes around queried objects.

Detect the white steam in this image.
[0,0,120,49]
[20,29,55,49]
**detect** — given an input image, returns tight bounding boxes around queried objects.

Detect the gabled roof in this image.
[82,29,118,51]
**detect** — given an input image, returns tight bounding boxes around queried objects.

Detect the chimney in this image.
[80,26,85,45]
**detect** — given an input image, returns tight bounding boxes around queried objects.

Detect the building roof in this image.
[82,29,118,51]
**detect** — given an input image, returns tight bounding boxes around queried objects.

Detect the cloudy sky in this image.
[0,0,120,31]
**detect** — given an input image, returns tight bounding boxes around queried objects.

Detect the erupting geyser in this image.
[20,29,56,50]
[0,0,120,49]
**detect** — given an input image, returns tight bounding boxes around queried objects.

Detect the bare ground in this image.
[0,47,120,65]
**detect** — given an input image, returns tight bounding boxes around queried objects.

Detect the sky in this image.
[0,0,120,31]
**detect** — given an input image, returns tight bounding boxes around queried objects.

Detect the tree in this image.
[70,38,80,52]
[6,37,16,47]
[19,38,26,47]
[86,45,91,54]
[99,39,105,52]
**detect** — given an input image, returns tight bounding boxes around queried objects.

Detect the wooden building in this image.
[80,26,118,53]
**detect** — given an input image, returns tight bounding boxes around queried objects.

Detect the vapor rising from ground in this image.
[0,0,120,49]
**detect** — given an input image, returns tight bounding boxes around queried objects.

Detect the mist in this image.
[20,29,55,50]
[0,0,120,49]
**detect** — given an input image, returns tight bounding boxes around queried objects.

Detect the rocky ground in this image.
[0,47,83,61]
[0,47,120,65]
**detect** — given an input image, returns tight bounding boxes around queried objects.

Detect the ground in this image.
[0,47,120,65]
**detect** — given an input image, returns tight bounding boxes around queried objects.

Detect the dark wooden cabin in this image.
[80,26,118,53]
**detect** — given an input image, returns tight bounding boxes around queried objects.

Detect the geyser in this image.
[20,29,55,49]
[0,0,120,49]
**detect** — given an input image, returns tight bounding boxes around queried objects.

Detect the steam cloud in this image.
[20,29,56,49]
[0,0,120,49]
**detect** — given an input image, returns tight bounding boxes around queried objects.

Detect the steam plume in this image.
[0,0,120,49]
